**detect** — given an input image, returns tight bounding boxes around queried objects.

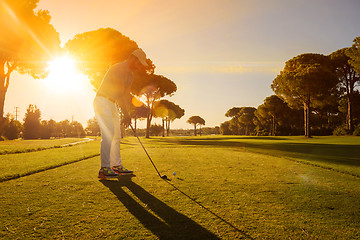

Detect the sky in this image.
[4,0,360,129]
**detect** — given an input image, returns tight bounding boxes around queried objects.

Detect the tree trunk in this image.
[272,115,276,136]
[166,120,170,136]
[347,94,353,133]
[194,124,197,136]
[0,60,8,135]
[269,124,272,136]
[0,88,5,120]
[162,118,165,137]
[304,104,307,137]
[303,99,311,138]
[145,96,153,138]
[146,114,151,138]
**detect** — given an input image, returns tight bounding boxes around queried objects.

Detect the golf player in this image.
[94,48,148,179]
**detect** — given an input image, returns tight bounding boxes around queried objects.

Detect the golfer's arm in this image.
[117,85,132,116]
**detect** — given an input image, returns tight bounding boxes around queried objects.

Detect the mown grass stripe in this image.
[0,138,95,155]
[0,140,101,182]
[0,153,100,182]
[241,148,360,179]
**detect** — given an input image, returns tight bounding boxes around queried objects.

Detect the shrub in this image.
[353,124,360,136]
[149,124,163,136]
[333,125,349,136]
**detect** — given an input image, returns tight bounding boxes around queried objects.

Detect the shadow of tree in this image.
[100,176,221,240]
[156,137,360,168]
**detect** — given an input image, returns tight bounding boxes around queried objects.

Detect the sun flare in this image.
[44,55,87,93]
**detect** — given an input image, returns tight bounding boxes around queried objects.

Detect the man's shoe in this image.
[98,167,119,179]
[112,166,134,175]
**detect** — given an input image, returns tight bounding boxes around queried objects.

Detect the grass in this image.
[154,135,360,177]
[0,140,100,182]
[0,136,359,239]
[0,137,96,155]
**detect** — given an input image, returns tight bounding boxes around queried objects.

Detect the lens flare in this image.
[44,55,87,93]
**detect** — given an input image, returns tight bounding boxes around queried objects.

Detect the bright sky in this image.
[5,0,360,129]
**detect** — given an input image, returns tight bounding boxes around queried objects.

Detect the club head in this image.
[161,175,170,181]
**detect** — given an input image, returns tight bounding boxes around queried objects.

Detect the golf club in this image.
[129,124,170,181]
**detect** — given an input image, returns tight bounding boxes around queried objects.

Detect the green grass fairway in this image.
[0,138,95,155]
[0,140,100,182]
[0,136,359,239]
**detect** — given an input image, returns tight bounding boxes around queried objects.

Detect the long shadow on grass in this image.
[158,137,360,168]
[101,176,221,240]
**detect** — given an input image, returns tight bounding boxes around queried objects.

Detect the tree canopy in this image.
[238,107,256,136]
[132,73,177,138]
[330,48,360,132]
[23,104,41,139]
[154,99,184,136]
[271,53,338,137]
[187,116,205,136]
[255,95,290,136]
[65,28,155,90]
[0,0,60,124]
[346,36,360,74]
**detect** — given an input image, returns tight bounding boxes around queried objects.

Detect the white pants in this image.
[93,96,122,168]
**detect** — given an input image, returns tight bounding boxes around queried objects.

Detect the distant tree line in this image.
[0,104,93,140]
[0,102,188,140]
[221,37,360,137]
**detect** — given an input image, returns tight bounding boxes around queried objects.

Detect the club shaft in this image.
[129,124,162,177]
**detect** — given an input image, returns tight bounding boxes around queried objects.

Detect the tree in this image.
[149,124,163,136]
[339,91,360,128]
[69,121,85,137]
[40,119,56,139]
[238,107,256,135]
[131,104,148,134]
[330,48,360,133]
[23,104,41,139]
[58,120,71,138]
[220,121,232,135]
[2,114,22,140]
[0,0,60,130]
[132,74,177,138]
[255,95,291,136]
[65,28,159,138]
[65,28,154,90]
[271,53,338,137]
[187,116,205,136]
[85,117,100,136]
[225,107,242,134]
[255,96,302,136]
[154,100,185,136]
[346,36,360,74]
[254,104,272,136]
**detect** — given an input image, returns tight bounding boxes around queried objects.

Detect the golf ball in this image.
[173,172,176,176]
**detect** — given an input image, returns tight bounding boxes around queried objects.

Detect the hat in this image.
[131,48,148,67]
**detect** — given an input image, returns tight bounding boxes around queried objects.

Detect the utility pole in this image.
[71,115,75,122]
[14,107,19,121]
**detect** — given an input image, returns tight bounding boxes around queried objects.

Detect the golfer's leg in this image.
[110,108,122,167]
[94,97,114,168]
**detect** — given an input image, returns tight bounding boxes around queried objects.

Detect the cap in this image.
[131,48,148,67]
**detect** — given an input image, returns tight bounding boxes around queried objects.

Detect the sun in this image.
[44,55,87,93]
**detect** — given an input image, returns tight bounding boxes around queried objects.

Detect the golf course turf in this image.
[0,136,359,239]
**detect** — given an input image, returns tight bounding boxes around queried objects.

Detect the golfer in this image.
[94,48,148,179]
